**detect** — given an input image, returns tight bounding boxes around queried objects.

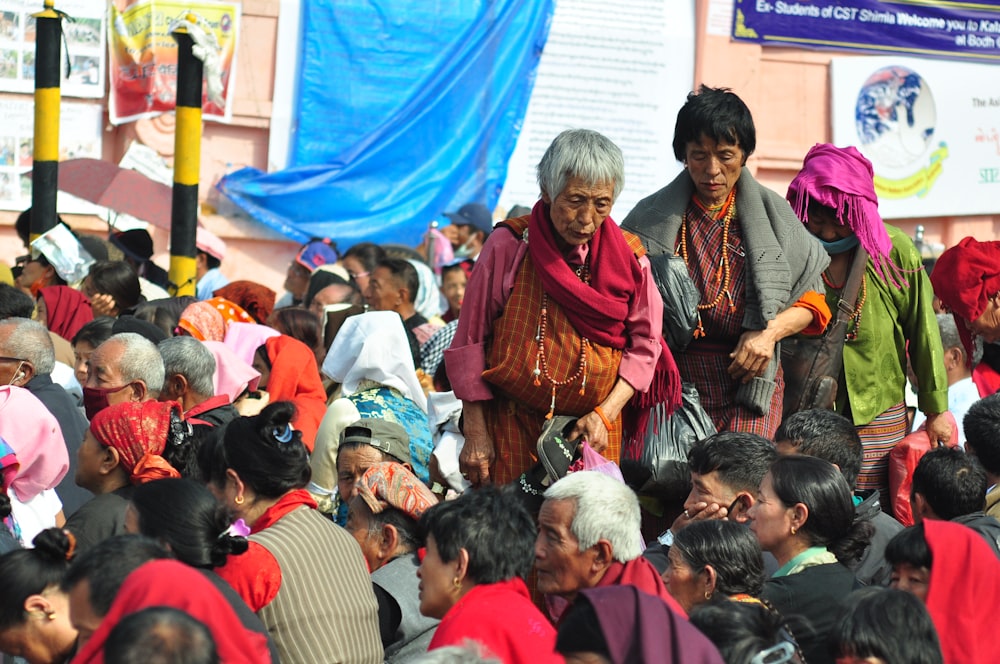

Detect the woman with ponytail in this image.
[0,528,78,663]
[747,454,872,664]
[200,401,383,664]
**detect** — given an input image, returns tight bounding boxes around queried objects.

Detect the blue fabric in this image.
[196,268,230,301]
[217,0,554,247]
[350,386,433,486]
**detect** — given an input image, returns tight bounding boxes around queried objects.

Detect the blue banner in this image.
[218,0,554,246]
[732,0,1000,63]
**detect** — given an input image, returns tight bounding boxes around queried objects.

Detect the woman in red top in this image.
[418,486,562,664]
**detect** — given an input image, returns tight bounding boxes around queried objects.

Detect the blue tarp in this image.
[218,0,554,247]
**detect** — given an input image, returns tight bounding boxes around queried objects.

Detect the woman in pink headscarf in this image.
[787,144,951,503]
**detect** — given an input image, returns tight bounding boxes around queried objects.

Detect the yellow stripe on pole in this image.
[168,254,198,298]
[34,87,60,161]
[174,106,202,186]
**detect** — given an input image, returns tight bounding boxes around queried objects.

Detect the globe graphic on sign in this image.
[855,66,936,170]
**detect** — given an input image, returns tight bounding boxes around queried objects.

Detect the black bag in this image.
[647,251,700,353]
[622,383,716,501]
[781,248,868,419]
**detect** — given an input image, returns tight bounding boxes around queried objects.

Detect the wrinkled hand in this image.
[669,501,729,533]
[459,431,495,488]
[925,411,953,448]
[728,329,777,384]
[568,411,609,454]
[90,293,118,318]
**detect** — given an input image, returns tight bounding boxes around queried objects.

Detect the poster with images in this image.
[0,98,103,211]
[0,0,105,97]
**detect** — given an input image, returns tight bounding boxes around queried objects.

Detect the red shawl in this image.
[39,286,93,341]
[924,519,1000,664]
[264,335,328,452]
[70,559,271,664]
[930,237,1000,366]
[596,556,687,617]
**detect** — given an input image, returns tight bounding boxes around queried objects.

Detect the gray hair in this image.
[536,129,625,202]
[107,332,165,396]
[409,642,501,664]
[543,470,641,562]
[158,336,216,397]
[0,317,55,375]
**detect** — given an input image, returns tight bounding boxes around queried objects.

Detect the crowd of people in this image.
[1,85,999,664]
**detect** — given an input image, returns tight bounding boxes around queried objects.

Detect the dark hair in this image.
[342,243,387,274]
[377,258,420,305]
[351,495,421,553]
[774,409,863,489]
[0,529,74,630]
[130,478,248,569]
[105,607,219,664]
[132,301,182,338]
[690,600,802,664]
[199,402,311,499]
[440,263,466,281]
[88,261,143,313]
[830,587,943,664]
[884,523,932,570]
[963,393,1000,476]
[911,447,986,520]
[14,209,71,247]
[0,283,34,319]
[198,250,221,270]
[672,85,756,162]
[419,485,535,584]
[673,520,765,597]
[72,316,116,348]
[688,432,777,494]
[554,594,610,659]
[768,455,872,565]
[61,535,170,617]
[158,408,200,479]
[267,307,321,355]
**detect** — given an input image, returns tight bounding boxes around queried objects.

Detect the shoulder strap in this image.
[836,247,869,322]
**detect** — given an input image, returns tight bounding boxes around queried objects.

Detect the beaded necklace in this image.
[822,269,868,341]
[533,265,590,419]
[679,188,738,339]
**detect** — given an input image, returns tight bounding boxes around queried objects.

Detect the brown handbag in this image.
[780,247,868,419]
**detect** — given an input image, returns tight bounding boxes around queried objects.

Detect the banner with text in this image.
[831,56,1000,218]
[733,0,1000,63]
[108,0,240,124]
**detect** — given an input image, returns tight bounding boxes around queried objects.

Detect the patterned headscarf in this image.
[357,461,437,521]
[213,281,277,324]
[89,401,182,484]
[787,143,904,287]
[178,297,254,341]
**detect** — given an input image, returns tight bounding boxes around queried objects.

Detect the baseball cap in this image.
[341,418,411,464]
[444,203,493,236]
[296,238,339,271]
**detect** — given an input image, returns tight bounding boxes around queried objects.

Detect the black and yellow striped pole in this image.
[30,0,63,242]
[168,16,203,297]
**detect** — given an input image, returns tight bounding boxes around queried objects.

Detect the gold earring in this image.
[453,577,462,590]
[790,526,797,535]
[703,590,712,600]
[46,611,56,621]
[235,495,245,505]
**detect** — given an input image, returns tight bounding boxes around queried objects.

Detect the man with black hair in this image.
[964,393,1000,520]
[643,432,777,573]
[62,535,171,642]
[366,258,440,345]
[911,447,1000,557]
[774,408,903,586]
[105,607,218,664]
[0,282,33,319]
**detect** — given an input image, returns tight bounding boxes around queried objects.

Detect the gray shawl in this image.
[622,167,829,413]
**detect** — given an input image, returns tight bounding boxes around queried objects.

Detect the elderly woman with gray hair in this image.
[445,129,678,487]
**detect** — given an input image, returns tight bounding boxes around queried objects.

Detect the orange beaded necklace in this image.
[679,188,738,339]
[533,265,590,419]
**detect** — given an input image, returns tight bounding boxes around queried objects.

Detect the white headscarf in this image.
[321,311,427,412]
[407,259,444,320]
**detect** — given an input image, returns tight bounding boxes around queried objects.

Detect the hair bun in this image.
[32,528,75,562]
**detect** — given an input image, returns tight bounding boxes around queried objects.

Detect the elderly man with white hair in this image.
[158,335,237,427]
[534,471,686,620]
[82,332,165,421]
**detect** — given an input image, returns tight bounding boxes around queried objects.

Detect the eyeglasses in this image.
[0,356,26,364]
[348,271,369,281]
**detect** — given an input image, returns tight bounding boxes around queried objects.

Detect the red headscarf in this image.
[264,335,328,452]
[930,237,1000,364]
[39,286,93,341]
[214,281,277,324]
[923,519,1000,664]
[70,559,271,664]
[89,401,182,484]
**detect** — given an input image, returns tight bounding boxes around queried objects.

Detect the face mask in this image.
[819,234,860,254]
[452,239,474,260]
[82,383,133,420]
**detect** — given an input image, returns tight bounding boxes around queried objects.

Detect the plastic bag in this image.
[647,251,699,352]
[622,383,716,500]
[580,442,625,483]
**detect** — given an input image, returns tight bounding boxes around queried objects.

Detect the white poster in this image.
[831,55,1000,218]
[498,0,696,220]
[0,0,106,98]
[0,99,104,211]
